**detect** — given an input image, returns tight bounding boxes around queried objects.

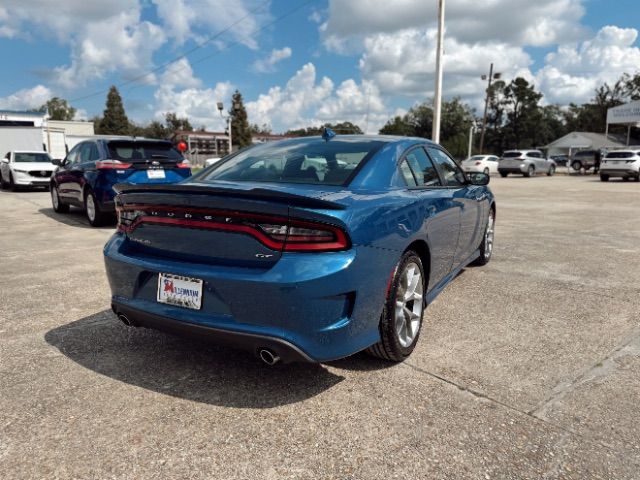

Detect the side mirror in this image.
[52,158,63,166]
[1,157,8,164]
[467,172,490,186]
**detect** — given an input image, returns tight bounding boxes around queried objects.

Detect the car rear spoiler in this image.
[113,183,347,210]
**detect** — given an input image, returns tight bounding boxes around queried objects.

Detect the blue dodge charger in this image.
[104,134,495,364]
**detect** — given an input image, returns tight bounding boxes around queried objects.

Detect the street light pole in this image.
[479,63,499,154]
[217,101,233,155]
[431,0,445,144]
[467,122,475,159]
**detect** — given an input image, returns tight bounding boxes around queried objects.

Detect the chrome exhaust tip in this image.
[118,313,133,327]
[258,348,280,366]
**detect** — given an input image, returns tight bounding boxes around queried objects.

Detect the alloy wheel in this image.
[394,262,424,348]
[86,193,96,222]
[51,187,59,209]
[484,211,495,261]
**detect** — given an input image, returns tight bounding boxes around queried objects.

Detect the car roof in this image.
[12,150,50,153]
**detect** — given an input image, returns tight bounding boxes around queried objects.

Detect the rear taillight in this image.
[116,205,350,252]
[96,160,132,169]
[475,161,482,165]
[176,160,191,169]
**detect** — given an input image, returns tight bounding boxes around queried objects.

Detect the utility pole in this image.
[431,0,445,144]
[479,63,501,154]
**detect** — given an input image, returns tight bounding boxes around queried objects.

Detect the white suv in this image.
[600,150,640,182]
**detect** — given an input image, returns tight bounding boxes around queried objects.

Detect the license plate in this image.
[147,169,165,179]
[157,273,203,310]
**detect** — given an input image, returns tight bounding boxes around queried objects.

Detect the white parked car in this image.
[205,157,222,167]
[0,151,55,190]
[599,149,640,182]
[461,155,500,175]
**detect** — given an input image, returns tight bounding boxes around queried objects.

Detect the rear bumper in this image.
[103,233,397,362]
[498,167,526,174]
[600,168,639,177]
[112,302,314,363]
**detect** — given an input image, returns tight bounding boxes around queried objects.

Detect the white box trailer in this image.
[42,127,68,160]
[0,127,46,155]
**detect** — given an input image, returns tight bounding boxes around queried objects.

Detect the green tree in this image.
[250,123,272,135]
[379,115,414,136]
[99,86,130,135]
[230,90,252,148]
[164,112,193,132]
[42,97,76,121]
[285,122,364,137]
[501,77,544,148]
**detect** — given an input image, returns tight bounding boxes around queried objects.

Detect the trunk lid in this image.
[114,181,347,269]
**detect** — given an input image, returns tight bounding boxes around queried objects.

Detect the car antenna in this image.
[322,127,336,142]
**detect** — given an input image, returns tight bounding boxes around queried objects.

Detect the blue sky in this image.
[0,0,639,133]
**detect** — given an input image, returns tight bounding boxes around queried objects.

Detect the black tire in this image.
[51,184,70,213]
[367,251,426,362]
[547,165,555,176]
[524,165,535,178]
[571,161,583,171]
[0,171,5,189]
[7,172,15,191]
[499,172,508,178]
[622,176,629,182]
[472,208,495,266]
[84,189,107,227]
[600,174,609,182]
[635,175,640,182]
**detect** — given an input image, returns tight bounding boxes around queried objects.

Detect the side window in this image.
[427,147,465,187]
[79,143,95,163]
[88,143,100,161]
[404,147,441,187]
[399,160,417,187]
[66,144,81,165]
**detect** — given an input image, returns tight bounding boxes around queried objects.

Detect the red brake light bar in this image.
[96,160,132,169]
[116,205,350,252]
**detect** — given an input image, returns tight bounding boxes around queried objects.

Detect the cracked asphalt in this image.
[1,175,639,479]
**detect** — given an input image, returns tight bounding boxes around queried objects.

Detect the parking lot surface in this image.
[1,176,639,479]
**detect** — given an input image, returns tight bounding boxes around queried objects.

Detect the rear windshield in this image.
[199,138,385,186]
[469,156,486,161]
[14,152,51,163]
[107,141,182,162]
[503,151,522,158]
[605,151,635,159]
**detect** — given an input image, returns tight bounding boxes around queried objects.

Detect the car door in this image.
[531,151,547,172]
[427,146,486,268]
[55,143,82,201]
[399,146,461,288]
[489,156,499,173]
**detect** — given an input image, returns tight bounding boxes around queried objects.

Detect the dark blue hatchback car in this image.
[50,138,191,226]
[104,135,495,364]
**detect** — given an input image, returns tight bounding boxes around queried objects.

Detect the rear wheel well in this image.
[405,240,431,291]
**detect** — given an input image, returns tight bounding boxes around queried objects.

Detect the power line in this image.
[69,0,277,104]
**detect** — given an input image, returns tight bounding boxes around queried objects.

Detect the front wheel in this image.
[547,165,555,176]
[84,189,107,227]
[600,174,609,182]
[367,251,425,362]
[524,166,535,177]
[51,184,69,213]
[473,208,495,266]
[483,167,490,175]
[571,161,583,171]
[500,172,508,178]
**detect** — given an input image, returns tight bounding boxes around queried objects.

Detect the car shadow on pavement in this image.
[38,207,116,230]
[45,310,344,408]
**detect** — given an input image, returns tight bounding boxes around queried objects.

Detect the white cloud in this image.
[160,58,202,89]
[252,47,292,73]
[53,10,166,89]
[154,81,235,130]
[537,26,640,104]
[0,85,52,110]
[152,0,271,49]
[246,63,390,133]
[0,0,138,42]
[323,0,585,49]
[359,28,532,104]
